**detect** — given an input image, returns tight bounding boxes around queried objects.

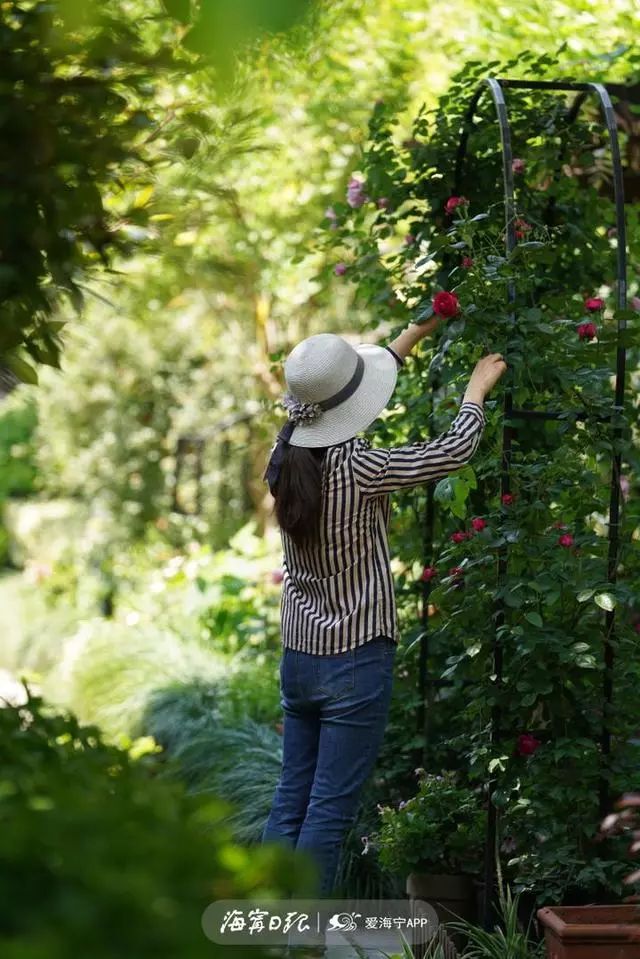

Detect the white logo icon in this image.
[326,912,361,932]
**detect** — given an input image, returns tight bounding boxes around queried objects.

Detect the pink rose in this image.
[445,195,469,215]
[422,565,437,581]
[512,158,526,174]
[461,256,474,268]
[558,533,574,548]
[270,568,284,585]
[334,262,347,276]
[346,176,368,209]
[376,197,390,209]
[432,291,459,318]
[471,517,486,532]
[516,733,541,757]
[404,233,416,245]
[577,322,597,340]
[631,296,640,312]
[451,531,466,544]
[585,297,604,312]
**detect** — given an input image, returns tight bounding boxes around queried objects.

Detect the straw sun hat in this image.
[263,333,399,492]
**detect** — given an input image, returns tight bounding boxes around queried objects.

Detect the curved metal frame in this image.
[426,76,630,929]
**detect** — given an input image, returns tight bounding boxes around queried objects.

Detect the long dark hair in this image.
[273,444,327,547]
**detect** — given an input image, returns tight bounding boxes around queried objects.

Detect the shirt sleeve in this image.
[351,401,486,496]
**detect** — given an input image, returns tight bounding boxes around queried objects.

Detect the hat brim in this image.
[287,343,398,448]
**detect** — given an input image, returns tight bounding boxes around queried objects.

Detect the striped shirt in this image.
[279,399,486,654]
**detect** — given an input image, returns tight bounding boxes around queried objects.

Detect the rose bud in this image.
[444,195,469,215]
[516,733,541,756]
[450,531,466,544]
[577,322,597,340]
[461,256,474,268]
[422,565,437,581]
[471,517,487,532]
[501,493,515,506]
[558,533,574,547]
[584,297,604,312]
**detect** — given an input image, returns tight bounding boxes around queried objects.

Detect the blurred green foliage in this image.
[0,688,314,959]
[0,0,190,382]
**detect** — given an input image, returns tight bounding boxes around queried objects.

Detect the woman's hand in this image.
[386,315,445,361]
[415,313,446,337]
[464,353,507,404]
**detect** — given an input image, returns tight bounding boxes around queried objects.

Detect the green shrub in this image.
[0,688,315,959]
[372,771,486,877]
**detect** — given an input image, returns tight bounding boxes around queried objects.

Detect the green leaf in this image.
[577,589,595,602]
[594,592,616,611]
[4,355,39,385]
[434,477,455,504]
[525,612,543,628]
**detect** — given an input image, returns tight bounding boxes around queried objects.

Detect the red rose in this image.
[432,291,459,318]
[512,158,526,174]
[471,517,486,532]
[445,195,469,215]
[501,493,514,506]
[558,533,574,548]
[448,566,464,577]
[461,256,474,269]
[634,622,640,635]
[422,565,437,581]
[585,297,604,312]
[577,322,597,340]
[516,733,541,757]
[451,531,466,544]
[514,218,531,240]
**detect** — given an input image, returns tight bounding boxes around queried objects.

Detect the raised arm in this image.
[352,353,506,496]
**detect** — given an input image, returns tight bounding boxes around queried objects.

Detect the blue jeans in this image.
[261,635,397,897]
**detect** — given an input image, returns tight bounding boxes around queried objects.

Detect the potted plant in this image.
[371,770,485,932]
[537,792,640,957]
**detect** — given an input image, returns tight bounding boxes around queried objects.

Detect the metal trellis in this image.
[416,77,629,932]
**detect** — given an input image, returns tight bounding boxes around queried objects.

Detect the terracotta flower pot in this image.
[537,904,640,959]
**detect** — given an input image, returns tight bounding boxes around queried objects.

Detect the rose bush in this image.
[317,52,640,906]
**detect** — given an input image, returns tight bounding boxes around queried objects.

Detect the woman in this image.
[260,313,506,903]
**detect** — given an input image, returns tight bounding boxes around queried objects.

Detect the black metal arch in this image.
[419,77,629,930]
